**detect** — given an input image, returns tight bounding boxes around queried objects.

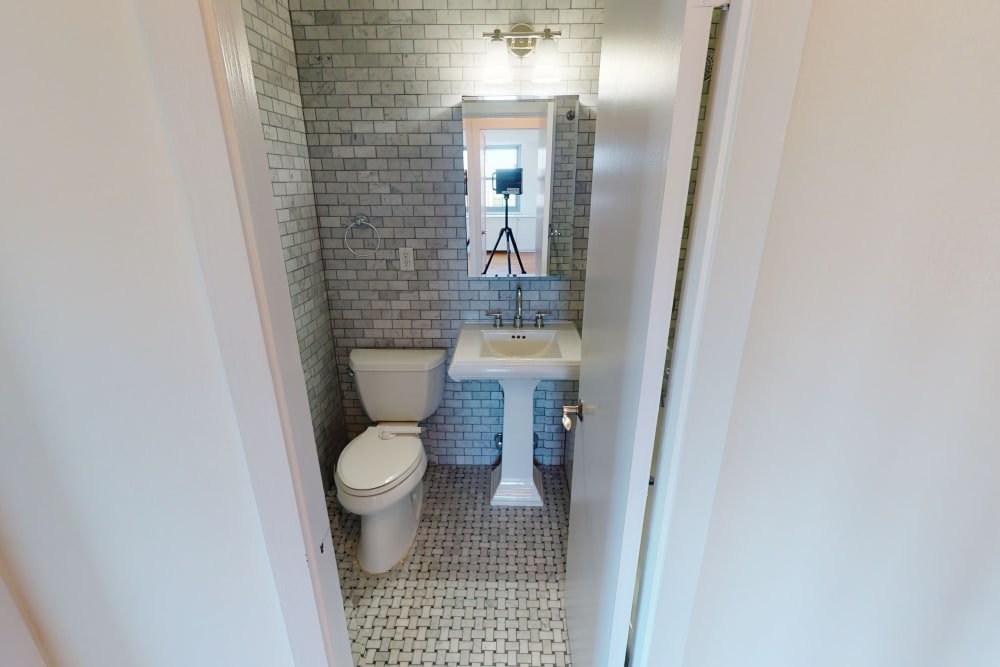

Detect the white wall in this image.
[0,2,334,665]
[682,1,1000,665]
[0,564,48,667]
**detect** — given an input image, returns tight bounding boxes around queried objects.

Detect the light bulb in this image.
[532,35,560,83]
[484,35,511,83]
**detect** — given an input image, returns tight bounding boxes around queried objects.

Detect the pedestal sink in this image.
[449,321,581,506]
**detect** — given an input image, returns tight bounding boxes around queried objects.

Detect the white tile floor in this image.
[328,464,573,667]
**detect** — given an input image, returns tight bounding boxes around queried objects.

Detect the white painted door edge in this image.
[566,1,716,665]
[630,0,815,665]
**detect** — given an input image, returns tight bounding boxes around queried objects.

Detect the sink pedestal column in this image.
[491,378,544,506]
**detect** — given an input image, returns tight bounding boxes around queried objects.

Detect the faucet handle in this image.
[534,311,551,328]
[486,310,503,328]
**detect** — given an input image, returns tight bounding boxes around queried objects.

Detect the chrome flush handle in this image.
[562,401,584,431]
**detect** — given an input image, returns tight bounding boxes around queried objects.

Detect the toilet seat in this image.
[336,425,424,497]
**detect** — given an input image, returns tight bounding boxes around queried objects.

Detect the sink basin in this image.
[448,320,581,507]
[480,330,559,358]
[449,321,581,381]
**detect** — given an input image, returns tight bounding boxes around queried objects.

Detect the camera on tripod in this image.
[493,168,523,196]
[483,168,527,275]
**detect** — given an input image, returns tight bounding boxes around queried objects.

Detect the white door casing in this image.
[565,1,716,665]
[667,1,1000,665]
[194,0,355,664]
[629,0,815,664]
[1,0,353,664]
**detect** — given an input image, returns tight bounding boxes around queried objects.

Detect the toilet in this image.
[334,348,446,573]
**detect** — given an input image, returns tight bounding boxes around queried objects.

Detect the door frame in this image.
[630,0,814,664]
[184,0,814,665]
[140,0,355,664]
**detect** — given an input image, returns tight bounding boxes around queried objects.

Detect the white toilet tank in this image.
[349,349,447,422]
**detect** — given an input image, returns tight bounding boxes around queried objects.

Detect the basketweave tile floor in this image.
[327,464,572,667]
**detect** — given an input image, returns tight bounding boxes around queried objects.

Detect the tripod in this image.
[482,193,527,275]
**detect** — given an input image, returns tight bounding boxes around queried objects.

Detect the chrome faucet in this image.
[514,284,523,329]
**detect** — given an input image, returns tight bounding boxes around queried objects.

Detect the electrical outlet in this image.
[399,247,415,271]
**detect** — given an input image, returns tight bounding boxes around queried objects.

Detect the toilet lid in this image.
[337,426,424,493]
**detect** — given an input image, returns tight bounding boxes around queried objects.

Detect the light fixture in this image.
[532,30,560,83]
[483,30,511,83]
[482,24,562,83]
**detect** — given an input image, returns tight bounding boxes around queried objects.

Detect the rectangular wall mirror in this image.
[462,96,579,278]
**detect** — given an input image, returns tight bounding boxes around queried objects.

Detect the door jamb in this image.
[148,0,814,664]
[630,0,814,663]
[178,0,354,664]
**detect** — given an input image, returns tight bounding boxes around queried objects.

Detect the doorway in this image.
[205,0,812,664]
[234,1,593,664]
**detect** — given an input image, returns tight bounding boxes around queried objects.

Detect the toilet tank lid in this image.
[350,349,447,372]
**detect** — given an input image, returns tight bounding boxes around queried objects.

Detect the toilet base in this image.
[357,480,424,573]
[490,465,544,506]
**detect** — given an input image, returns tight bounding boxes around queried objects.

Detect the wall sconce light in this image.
[482,24,563,84]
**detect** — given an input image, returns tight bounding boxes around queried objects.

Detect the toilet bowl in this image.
[336,424,429,573]
[334,349,446,573]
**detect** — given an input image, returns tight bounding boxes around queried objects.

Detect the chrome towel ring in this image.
[344,215,381,258]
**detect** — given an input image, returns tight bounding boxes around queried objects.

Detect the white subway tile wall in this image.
[243,0,349,486]
[289,0,603,466]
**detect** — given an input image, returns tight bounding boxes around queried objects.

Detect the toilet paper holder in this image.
[561,401,584,431]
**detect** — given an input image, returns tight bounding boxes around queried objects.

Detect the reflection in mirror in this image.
[462,96,579,277]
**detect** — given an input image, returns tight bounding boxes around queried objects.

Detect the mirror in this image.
[462,96,579,277]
